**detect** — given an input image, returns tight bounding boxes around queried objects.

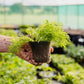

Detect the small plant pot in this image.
[29,41,51,63]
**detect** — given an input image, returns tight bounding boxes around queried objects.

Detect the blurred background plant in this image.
[0,29,18,37]
[65,44,84,62]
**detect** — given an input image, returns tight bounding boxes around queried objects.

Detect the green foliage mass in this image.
[9,36,33,54]
[9,20,70,53]
[19,25,37,29]
[65,44,84,62]
[19,25,37,34]
[26,21,70,47]
[0,29,17,37]
[51,54,84,84]
[0,53,53,84]
[51,54,75,64]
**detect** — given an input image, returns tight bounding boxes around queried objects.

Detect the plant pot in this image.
[29,41,51,63]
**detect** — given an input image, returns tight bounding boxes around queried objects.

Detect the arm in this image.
[0,35,40,65]
[0,35,11,52]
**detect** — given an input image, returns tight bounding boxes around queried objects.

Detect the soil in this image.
[29,42,51,63]
[17,42,33,62]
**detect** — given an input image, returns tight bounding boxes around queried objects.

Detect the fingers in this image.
[28,59,42,65]
[47,60,51,63]
[29,60,38,65]
[51,47,54,53]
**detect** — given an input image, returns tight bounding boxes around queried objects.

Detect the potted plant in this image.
[9,20,70,64]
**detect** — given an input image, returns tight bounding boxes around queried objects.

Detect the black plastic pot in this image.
[29,41,50,63]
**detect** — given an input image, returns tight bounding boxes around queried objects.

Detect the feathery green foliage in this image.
[9,36,33,53]
[26,21,70,47]
[9,20,70,53]
[37,21,70,47]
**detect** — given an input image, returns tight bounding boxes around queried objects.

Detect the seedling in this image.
[9,20,70,63]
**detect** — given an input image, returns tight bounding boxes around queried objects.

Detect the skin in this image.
[16,43,53,65]
[0,35,53,66]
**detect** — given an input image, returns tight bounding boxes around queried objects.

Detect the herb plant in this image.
[9,20,70,53]
[26,21,70,47]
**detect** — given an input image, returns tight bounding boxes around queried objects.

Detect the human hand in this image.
[16,43,54,66]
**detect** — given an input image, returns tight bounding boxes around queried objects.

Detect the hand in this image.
[16,43,54,66]
[51,47,54,53]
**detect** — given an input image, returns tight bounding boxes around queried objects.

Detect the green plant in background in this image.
[19,25,37,34]
[1,53,84,84]
[51,54,84,84]
[0,53,53,84]
[0,29,17,37]
[19,25,28,29]
[51,54,75,64]
[19,25,29,34]
[57,71,84,84]
[65,44,84,62]
[19,25,37,29]
[9,20,70,53]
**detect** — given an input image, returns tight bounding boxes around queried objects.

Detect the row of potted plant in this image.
[0,53,53,84]
[0,29,18,37]
[51,54,84,84]
[65,44,84,63]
